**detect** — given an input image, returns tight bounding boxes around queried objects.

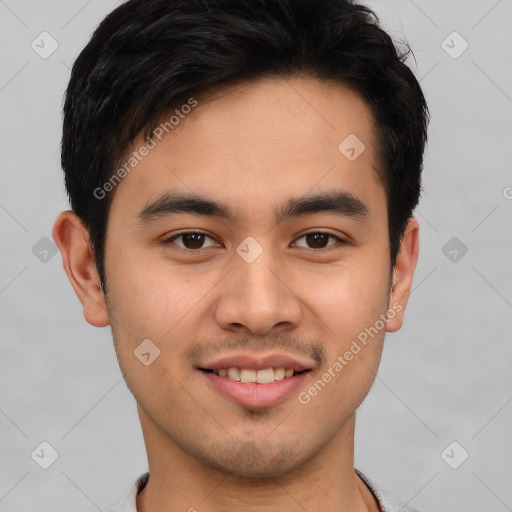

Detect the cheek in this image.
[105,255,206,402]
[296,254,390,385]
[105,250,218,344]
[297,256,390,328]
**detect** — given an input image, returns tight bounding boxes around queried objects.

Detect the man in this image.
[52,0,429,510]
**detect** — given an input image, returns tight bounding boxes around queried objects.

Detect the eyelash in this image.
[162,230,345,252]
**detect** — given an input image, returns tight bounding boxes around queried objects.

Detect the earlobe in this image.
[52,211,110,327]
[386,217,420,333]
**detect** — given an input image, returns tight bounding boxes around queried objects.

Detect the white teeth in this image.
[240,369,256,383]
[214,367,298,383]
[274,368,285,380]
[256,368,274,384]
[227,367,240,381]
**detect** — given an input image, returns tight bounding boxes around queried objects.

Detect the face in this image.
[69,77,417,478]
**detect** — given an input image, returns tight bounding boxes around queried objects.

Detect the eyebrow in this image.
[137,189,370,225]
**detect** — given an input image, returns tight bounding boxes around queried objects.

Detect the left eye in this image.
[293,232,342,249]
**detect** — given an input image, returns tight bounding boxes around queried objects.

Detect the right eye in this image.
[162,231,222,251]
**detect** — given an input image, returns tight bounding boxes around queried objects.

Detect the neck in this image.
[135,408,380,512]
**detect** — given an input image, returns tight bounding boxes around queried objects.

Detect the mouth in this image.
[198,365,313,408]
[199,367,311,383]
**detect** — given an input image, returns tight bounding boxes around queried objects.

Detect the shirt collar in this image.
[108,470,420,512]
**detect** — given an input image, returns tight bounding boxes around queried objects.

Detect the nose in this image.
[213,250,303,336]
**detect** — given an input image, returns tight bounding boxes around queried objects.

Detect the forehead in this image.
[110,76,384,220]
[177,76,377,168]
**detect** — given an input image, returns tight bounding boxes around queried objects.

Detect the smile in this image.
[199,367,312,408]
[202,367,301,383]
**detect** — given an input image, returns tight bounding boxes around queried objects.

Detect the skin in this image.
[53,77,419,512]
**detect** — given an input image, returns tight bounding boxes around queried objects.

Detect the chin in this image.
[195,440,313,480]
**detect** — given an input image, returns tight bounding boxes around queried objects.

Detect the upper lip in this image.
[197,352,316,372]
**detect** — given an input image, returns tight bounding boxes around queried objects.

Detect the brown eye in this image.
[294,232,342,249]
[165,232,219,250]
[181,233,206,249]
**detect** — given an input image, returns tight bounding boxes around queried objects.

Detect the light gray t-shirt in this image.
[108,470,421,512]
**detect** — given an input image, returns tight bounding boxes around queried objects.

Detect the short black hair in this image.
[62,0,429,290]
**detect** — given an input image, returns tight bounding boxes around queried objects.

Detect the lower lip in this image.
[200,370,311,408]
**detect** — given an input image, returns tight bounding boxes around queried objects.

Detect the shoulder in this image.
[356,469,423,512]
[105,472,149,512]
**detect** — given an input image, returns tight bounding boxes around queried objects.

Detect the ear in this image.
[52,210,110,327]
[385,217,420,332]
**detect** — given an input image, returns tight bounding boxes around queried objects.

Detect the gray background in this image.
[1,0,511,510]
